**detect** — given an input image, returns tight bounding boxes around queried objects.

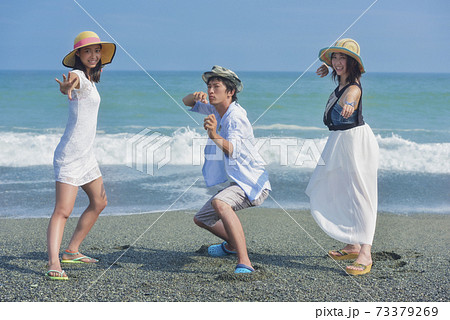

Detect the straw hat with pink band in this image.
[318,38,365,74]
[62,31,116,68]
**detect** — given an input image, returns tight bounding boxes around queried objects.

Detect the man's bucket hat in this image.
[318,38,365,74]
[62,31,116,68]
[202,65,243,93]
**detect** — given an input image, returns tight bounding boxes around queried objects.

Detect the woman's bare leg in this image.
[62,177,107,262]
[47,182,78,276]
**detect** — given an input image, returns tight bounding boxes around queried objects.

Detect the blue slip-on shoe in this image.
[208,241,237,257]
[234,264,255,274]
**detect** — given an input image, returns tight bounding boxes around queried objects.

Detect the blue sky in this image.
[1,0,449,73]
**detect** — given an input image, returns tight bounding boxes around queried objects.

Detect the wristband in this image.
[345,101,356,110]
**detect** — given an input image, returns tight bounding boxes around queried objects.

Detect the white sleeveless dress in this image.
[53,69,102,186]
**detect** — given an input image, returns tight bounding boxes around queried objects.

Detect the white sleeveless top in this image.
[53,69,101,186]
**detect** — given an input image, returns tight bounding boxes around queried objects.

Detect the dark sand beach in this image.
[0,209,448,302]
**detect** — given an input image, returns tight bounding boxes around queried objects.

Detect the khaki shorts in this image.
[195,183,270,227]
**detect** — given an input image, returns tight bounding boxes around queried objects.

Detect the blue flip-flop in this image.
[208,241,237,257]
[235,264,254,274]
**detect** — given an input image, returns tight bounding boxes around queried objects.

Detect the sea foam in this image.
[1,129,449,173]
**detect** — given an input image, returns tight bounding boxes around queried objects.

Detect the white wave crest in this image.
[1,130,449,173]
[377,133,450,173]
[253,123,325,131]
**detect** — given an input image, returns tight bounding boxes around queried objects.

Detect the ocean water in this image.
[0,70,449,218]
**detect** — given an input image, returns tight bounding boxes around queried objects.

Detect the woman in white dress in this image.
[306,39,379,275]
[46,31,116,280]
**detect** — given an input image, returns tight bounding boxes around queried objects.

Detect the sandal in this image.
[235,264,254,274]
[208,242,236,257]
[329,249,359,260]
[346,262,372,275]
[61,249,99,264]
[45,270,68,280]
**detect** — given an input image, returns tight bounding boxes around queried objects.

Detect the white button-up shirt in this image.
[191,101,271,201]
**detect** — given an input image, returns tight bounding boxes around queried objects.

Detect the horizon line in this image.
[0,69,449,75]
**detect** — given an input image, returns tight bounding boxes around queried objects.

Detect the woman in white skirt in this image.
[46,31,116,280]
[306,39,379,275]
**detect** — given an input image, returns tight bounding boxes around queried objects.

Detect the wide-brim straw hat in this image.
[202,65,243,93]
[318,38,365,74]
[62,31,116,68]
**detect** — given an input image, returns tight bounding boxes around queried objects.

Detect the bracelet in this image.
[345,101,356,110]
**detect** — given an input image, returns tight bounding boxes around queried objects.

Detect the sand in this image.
[0,209,449,302]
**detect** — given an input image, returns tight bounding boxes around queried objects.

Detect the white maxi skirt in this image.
[305,124,379,245]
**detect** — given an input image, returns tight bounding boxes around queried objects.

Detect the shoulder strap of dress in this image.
[351,81,362,91]
[335,82,363,98]
[334,83,352,99]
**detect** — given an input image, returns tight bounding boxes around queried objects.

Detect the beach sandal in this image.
[345,262,372,275]
[234,264,254,274]
[329,249,359,261]
[61,249,99,264]
[208,241,237,257]
[45,270,68,280]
